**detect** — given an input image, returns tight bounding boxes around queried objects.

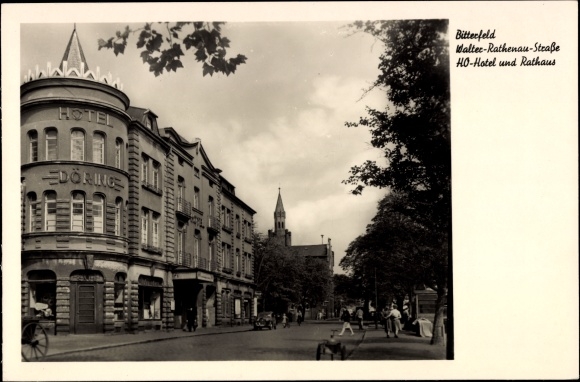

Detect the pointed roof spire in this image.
[275,187,285,213]
[59,25,89,72]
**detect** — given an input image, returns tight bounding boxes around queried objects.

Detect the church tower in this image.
[268,188,291,246]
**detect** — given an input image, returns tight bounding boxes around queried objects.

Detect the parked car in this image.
[254,311,277,330]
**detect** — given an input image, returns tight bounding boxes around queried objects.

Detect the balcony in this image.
[222,267,233,275]
[196,256,217,272]
[244,273,253,280]
[141,243,163,255]
[176,251,192,267]
[207,216,220,234]
[175,197,192,219]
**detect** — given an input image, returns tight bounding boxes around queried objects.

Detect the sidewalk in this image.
[349,326,447,361]
[43,324,252,358]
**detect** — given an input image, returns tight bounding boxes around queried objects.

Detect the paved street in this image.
[43,321,365,361]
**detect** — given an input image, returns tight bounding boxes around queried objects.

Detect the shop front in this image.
[172,270,214,329]
[138,275,163,331]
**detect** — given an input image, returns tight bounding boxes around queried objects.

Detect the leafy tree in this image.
[98,22,247,77]
[299,257,333,313]
[343,20,450,347]
[253,233,333,317]
[253,233,302,313]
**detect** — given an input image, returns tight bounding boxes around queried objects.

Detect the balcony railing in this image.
[207,216,220,233]
[176,197,192,219]
[177,251,192,267]
[176,253,217,271]
[141,243,163,255]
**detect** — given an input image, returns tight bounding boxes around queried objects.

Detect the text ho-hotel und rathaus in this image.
[20,27,257,335]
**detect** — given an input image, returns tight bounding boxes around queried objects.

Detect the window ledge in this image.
[142,182,163,196]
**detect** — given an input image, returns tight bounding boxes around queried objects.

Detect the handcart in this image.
[21,316,49,361]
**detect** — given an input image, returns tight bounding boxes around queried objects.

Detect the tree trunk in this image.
[430,287,447,346]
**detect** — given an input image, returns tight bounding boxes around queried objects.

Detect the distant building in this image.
[21,27,256,335]
[267,189,335,319]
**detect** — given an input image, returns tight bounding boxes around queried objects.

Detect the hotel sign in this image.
[42,168,124,192]
[59,107,114,127]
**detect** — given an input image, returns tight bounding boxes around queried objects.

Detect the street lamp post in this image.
[374,267,378,329]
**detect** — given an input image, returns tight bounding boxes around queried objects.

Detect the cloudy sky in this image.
[20,21,388,274]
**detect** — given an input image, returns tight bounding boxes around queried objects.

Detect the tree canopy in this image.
[342,19,450,347]
[253,233,332,314]
[98,22,247,77]
[343,19,450,233]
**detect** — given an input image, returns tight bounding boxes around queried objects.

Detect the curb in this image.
[43,327,253,359]
[346,330,367,360]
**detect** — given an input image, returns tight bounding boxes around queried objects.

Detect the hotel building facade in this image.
[20,28,256,335]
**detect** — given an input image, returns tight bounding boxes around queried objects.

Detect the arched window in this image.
[115,139,123,169]
[93,194,104,233]
[71,192,85,231]
[44,192,56,231]
[71,130,85,161]
[45,129,58,160]
[93,132,105,164]
[114,197,123,236]
[29,131,38,162]
[28,193,37,232]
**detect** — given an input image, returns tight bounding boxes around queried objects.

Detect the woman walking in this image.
[338,308,354,336]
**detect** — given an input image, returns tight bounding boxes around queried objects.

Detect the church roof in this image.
[275,188,285,213]
[292,244,328,258]
[59,26,90,72]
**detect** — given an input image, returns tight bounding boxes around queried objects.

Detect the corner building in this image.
[21,28,256,335]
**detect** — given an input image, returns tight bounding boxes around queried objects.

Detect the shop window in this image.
[44,191,56,232]
[114,197,123,236]
[71,130,85,161]
[115,138,123,169]
[93,194,104,233]
[28,130,38,162]
[45,128,58,160]
[27,270,56,320]
[139,287,162,320]
[234,298,241,319]
[28,192,37,232]
[71,192,85,231]
[114,273,125,321]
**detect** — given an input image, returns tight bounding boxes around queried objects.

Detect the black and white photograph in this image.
[2,2,578,381]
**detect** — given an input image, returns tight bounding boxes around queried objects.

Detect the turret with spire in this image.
[268,188,292,246]
[23,24,123,90]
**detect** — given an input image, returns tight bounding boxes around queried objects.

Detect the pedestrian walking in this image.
[297,310,303,326]
[383,305,393,337]
[385,304,402,338]
[338,308,354,336]
[282,313,288,328]
[186,306,198,332]
[356,307,364,330]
